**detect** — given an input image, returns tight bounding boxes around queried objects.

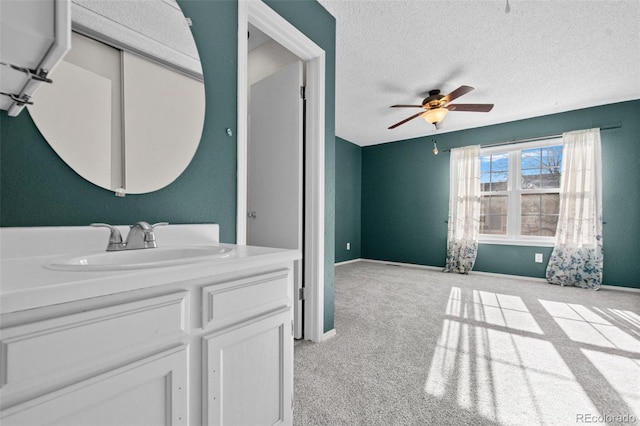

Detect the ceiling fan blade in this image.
[446,103,494,112]
[390,104,423,108]
[388,111,424,129]
[443,85,474,103]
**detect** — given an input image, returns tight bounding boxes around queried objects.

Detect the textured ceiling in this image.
[318,0,640,146]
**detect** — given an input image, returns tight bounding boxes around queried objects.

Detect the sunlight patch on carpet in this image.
[426,287,600,425]
[580,350,640,416]
[540,300,640,353]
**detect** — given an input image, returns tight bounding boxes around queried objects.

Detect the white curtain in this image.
[444,145,481,274]
[546,128,603,289]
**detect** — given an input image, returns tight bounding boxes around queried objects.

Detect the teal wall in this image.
[361,100,640,289]
[335,137,361,262]
[0,0,337,331]
[1,0,240,240]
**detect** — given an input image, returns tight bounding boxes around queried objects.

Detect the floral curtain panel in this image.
[546,128,603,290]
[444,145,481,274]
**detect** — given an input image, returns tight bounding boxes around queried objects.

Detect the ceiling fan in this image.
[388,85,494,129]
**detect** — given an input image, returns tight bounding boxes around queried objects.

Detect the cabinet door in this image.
[1,345,188,426]
[203,309,293,426]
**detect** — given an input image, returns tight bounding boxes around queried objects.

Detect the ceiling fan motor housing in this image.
[422,90,446,109]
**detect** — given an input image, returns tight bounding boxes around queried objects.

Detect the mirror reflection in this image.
[28,0,205,195]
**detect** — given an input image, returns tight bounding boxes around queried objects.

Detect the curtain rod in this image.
[441,125,621,153]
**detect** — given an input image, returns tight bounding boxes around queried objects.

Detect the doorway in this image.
[237,1,326,342]
[247,33,304,338]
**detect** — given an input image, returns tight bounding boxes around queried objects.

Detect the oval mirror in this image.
[27,0,205,195]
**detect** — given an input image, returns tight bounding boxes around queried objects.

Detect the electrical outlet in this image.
[346,242,351,250]
[535,253,543,263]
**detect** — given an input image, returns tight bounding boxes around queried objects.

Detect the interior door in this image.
[248,60,304,338]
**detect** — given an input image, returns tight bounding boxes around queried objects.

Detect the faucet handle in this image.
[143,222,168,248]
[91,223,124,251]
[137,222,168,247]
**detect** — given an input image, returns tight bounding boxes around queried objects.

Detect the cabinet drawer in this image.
[202,269,290,329]
[0,291,187,402]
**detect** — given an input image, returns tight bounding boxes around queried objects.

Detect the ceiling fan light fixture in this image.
[422,107,448,124]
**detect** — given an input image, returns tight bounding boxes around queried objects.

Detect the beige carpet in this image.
[293,261,640,426]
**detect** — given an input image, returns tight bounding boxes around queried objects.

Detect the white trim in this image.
[334,258,362,266]
[479,238,555,247]
[237,1,248,246]
[360,259,442,272]
[354,259,639,292]
[600,285,640,293]
[468,270,547,283]
[480,139,563,243]
[319,329,336,341]
[238,0,326,343]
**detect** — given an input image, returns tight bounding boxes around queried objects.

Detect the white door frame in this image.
[237,0,325,342]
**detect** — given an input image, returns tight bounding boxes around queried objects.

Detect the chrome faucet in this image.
[91,222,168,251]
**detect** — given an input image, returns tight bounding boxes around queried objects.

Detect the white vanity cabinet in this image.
[0,255,296,426]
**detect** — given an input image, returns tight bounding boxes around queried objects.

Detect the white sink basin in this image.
[46,246,235,271]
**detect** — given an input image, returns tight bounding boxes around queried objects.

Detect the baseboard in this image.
[470,271,640,293]
[348,259,640,293]
[600,284,640,293]
[360,258,442,272]
[335,258,362,266]
[469,270,547,283]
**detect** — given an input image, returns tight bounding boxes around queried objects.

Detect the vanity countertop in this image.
[0,225,300,314]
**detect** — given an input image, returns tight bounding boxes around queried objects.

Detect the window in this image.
[480,139,562,245]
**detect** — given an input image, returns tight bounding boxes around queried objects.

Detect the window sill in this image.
[479,237,555,247]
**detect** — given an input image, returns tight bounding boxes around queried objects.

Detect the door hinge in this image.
[291,320,294,336]
[298,287,305,301]
[300,86,306,100]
